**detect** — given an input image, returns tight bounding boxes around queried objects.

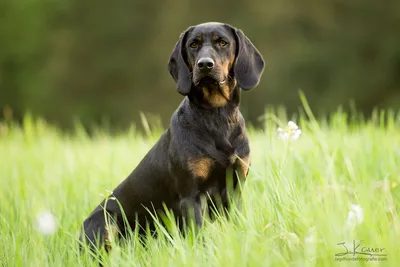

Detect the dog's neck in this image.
[187,81,241,111]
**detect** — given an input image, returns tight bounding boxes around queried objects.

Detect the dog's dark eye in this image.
[189,42,198,49]
[219,40,227,47]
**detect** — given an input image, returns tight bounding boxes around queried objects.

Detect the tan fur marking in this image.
[219,83,231,100]
[213,35,219,41]
[229,54,235,69]
[202,87,229,107]
[221,60,230,77]
[188,157,214,180]
[236,155,250,180]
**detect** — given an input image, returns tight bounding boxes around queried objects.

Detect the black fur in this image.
[80,22,264,252]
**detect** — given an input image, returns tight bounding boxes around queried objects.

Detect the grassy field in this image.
[1,101,400,266]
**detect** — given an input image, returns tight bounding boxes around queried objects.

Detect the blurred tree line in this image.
[1,0,399,131]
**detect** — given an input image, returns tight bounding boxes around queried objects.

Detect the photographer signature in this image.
[335,240,387,257]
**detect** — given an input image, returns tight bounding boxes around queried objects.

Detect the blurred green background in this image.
[1,0,399,131]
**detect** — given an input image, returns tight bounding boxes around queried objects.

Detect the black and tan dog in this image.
[80,22,264,252]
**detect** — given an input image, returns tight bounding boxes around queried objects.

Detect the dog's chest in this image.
[202,113,237,135]
[197,161,229,193]
[187,127,237,184]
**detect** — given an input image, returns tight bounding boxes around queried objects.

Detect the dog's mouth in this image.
[195,76,226,86]
[194,76,231,102]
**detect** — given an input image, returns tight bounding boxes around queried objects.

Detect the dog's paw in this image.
[228,152,238,165]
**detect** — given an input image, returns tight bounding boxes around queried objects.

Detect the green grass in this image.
[1,103,400,266]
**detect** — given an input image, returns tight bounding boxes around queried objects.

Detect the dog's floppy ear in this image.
[168,27,193,96]
[230,27,265,91]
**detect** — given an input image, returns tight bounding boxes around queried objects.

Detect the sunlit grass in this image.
[1,99,400,266]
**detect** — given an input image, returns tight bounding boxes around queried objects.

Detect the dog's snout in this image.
[197,57,214,71]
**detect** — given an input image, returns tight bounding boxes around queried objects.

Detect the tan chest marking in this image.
[188,157,215,180]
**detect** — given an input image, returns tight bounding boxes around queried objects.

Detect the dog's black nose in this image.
[197,57,214,71]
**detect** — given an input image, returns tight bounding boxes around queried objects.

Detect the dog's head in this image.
[168,22,265,107]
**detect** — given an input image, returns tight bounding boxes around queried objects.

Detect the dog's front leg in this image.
[179,187,203,229]
[215,137,237,165]
[230,125,251,181]
[213,126,250,214]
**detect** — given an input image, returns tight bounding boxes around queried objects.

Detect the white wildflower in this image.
[35,211,57,236]
[346,204,364,228]
[277,121,302,141]
[305,226,317,244]
[288,121,298,129]
[100,189,117,201]
[304,226,317,263]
